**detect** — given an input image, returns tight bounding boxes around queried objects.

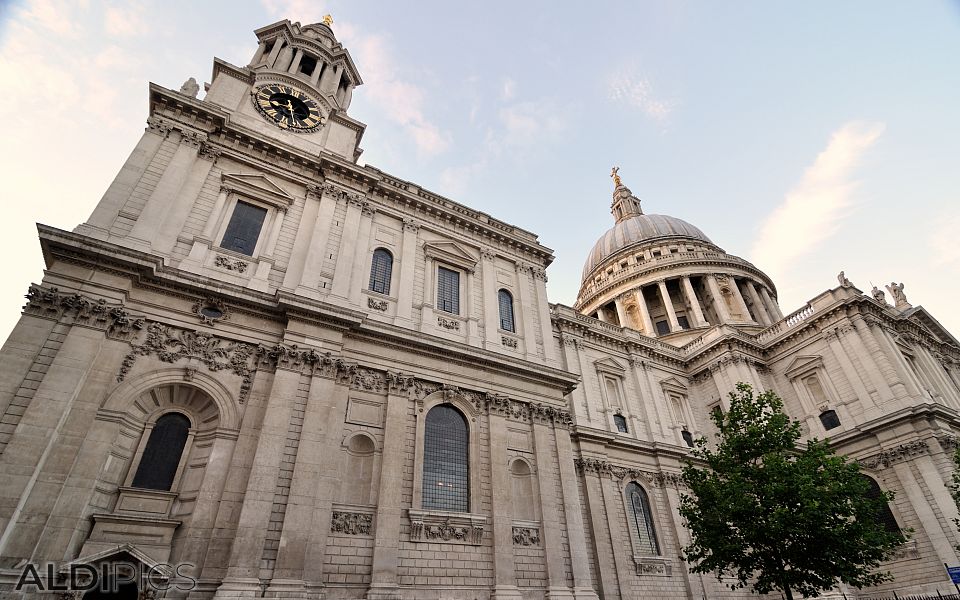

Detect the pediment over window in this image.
[58,543,171,579]
[221,172,295,207]
[594,357,626,375]
[660,376,688,396]
[423,241,479,272]
[784,355,824,379]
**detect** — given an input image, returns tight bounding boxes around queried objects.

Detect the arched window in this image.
[861,475,900,534]
[624,482,660,556]
[498,289,515,332]
[369,248,393,295]
[423,404,469,512]
[131,413,191,491]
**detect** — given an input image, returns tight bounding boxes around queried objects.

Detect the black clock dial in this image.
[252,84,324,132]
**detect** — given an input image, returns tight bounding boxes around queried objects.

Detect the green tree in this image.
[680,383,906,600]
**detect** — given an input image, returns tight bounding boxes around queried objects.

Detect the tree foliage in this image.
[680,383,906,600]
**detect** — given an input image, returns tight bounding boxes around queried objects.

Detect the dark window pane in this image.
[369,248,393,295]
[220,201,267,256]
[614,414,628,433]
[655,320,670,335]
[132,412,191,491]
[423,404,469,512]
[677,315,690,330]
[862,476,900,535]
[819,409,841,431]
[625,482,660,555]
[437,267,460,315]
[498,289,515,332]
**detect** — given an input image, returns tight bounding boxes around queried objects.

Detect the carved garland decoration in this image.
[512,526,541,546]
[857,440,929,471]
[330,511,373,536]
[25,285,574,423]
[574,457,684,488]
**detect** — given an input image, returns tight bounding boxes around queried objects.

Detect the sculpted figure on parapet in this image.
[871,285,887,304]
[886,281,911,309]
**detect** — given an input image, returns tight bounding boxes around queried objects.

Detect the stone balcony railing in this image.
[577,248,774,308]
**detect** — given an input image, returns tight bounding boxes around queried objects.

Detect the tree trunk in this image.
[783,586,794,600]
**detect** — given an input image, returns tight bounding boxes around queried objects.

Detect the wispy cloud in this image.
[501,77,516,101]
[608,67,673,122]
[930,209,960,266]
[751,121,886,276]
[104,5,147,37]
[260,1,451,158]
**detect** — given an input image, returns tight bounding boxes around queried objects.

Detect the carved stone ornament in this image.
[179,76,200,98]
[118,323,256,403]
[215,255,248,273]
[512,526,541,546]
[191,297,231,325]
[330,511,373,536]
[634,556,672,577]
[367,297,389,312]
[858,440,929,471]
[574,458,683,488]
[408,510,485,545]
[501,336,518,349]
[24,285,144,342]
[438,316,461,331]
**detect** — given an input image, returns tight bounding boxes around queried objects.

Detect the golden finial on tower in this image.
[322,14,333,26]
[611,166,622,188]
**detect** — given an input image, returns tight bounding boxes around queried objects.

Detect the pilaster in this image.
[394,219,419,326]
[330,196,365,299]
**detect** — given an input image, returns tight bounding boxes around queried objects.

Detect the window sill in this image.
[407,509,486,545]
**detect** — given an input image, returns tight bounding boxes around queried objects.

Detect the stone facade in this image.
[1,17,959,600]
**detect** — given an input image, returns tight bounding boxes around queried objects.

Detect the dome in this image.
[581,213,713,282]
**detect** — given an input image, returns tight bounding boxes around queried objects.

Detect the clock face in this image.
[252,84,324,132]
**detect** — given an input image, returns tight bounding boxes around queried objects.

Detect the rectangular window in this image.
[437,266,460,314]
[220,201,267,256]
[614,414,628,433]
[655,320,670,335]
[677,315,690,329]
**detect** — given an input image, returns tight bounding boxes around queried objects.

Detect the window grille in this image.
[437,267,460,314]
[422,404,469,512]
[221,201,267,256]
[614,414,629,433]
[498,289,515,332]
[369,248,393,294]
[131,413,191,491]
[625,482,660,555]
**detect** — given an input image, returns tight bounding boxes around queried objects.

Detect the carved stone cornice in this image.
[24,285,144,342]
[574,458,684,488]
[858,440,929,471]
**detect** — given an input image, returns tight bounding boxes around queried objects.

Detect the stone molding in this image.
[511,525,541,546]
[858,440,929,471]
[574,457,683,488]
[407,509,485,545]
[26,285,573,424]
[330,511,373,536]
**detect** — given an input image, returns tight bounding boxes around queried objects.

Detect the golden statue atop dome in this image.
[611,166,622,188]
[322,14,333,26]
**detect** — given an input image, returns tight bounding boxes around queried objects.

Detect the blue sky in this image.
[1,1,958,341]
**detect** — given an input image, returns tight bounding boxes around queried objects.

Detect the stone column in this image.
[870,321,924,398]
[82,126,167,237]
[321,64,342,94]
[532,422,573,597]
[758,286,783,320]
[515,263,539,360]
[348,205,376,304]
[262,207,287,259]
[598,476,634,596]
[633,288,656,336]
[202,187,230,240]
[744,282,771,326]
[917,346,960,406]
[420,255,435,333]
[287,48,302,74]
[465,268,480,344]
[580,467,618,598]
[553,431,600,600]
[276,45,293,71]
[249,40,267,66]
[891,461,960,567]
[481,249,500,348]
[342,85,354,109]
[657,279,681,332]
[838,325,893,404]
[155,145,218,256]
[266,40,284,68]
[366,387,410,600]
[216,368,301,599]
[680,276,708,327]
[852,317,909,400]
[705,275,732,323]
[330,197,365,299]
[291,186,338,294]
[729,279,753,323]
[660,482,705,598]
[488,412,522,600]
[595,308,608,323]
[394,220,419,325]
[128,131,204,249]
[531,266,559,365]
[310,61,324,86]
[613,296,629,329]
[822,330,874,409]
